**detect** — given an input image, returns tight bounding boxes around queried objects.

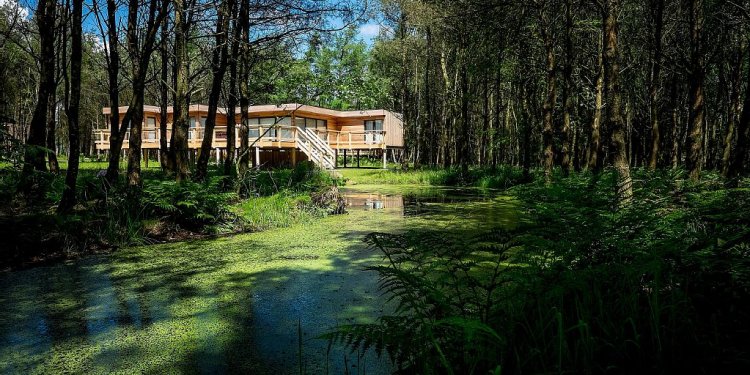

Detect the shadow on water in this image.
[0,185,519,374]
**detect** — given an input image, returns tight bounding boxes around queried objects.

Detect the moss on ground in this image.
[0,186,519,374]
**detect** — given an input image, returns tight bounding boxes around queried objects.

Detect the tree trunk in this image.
[23,0,56,175]
[237,0,250,173]
[196,0,231,182]
[722,39,745,176]
[172,0,191,181]
[159,10,170,172]
[46,85,59,173]
[59,0,83,212]
[587,30,604,172]
[726,40,750,184]
[648,0,665,169]
[224,5,241,177]
[686,0,705,181]
[104,0,122,183]
[603,0,633,206]
[126,0,165,188]
[540,14,556,184]
[561,0,574,175]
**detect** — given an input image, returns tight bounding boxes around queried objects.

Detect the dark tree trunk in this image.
[159,10,170,172]
[686,0,705,181]
[23,0,56,175]
[603,0,633,205]
[722,40,745,176]
[46,86,59,173]
[539,5,556,184]
[104,0,122,183]
[59,0,83,212]
[237,0,250,173]
[727,42,750,184]
[172,0,191,181]
[648,0,665,169]
[561,0,574,175]
[588,30,604,172]
[196,0,231,181]
[126,0,166,188]
[224,5,241,177]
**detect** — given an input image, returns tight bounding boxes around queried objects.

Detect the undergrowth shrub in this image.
[142,176,239,231]
[329,169,750,374]
[238,161,338,197]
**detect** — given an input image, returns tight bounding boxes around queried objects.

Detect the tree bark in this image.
[561,0,574,175]
[159,9,171,172]
[647,0,665,169]
[237,0,250,173]
[686,0,705,181]
[224,4,241,177]
[603,0,633,205]
[172,0,191,181]
[104,0,122,183]
[126,0,166,188]
[726,40,750,184]
[196,0,231,181]
[587,29,604,172]
[59,0,83,212]
[23,0,56,175]
[539,4,556,184]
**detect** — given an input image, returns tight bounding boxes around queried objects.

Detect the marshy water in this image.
[0,185,519,374]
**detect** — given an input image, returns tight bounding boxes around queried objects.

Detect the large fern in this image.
[326,230,517,373]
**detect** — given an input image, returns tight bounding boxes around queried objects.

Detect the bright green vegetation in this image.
[0,185,518,374]
[330,169,750,374]
[237,193,321,231]
[0,161,339,268]
[340,166,524,189]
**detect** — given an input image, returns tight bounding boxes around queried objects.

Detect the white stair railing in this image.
[294,126,335,169]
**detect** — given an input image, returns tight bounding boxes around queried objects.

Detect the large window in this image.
[146,117,157,140]
[364,120,383,131]
[295,117,328,138]
[364,119,384,144]
[246,117,292,139]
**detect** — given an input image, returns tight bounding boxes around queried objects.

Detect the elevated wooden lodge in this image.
[94,103,404,169]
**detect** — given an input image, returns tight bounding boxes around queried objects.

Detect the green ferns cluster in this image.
[329,169,750,374]
[142,177,239,231]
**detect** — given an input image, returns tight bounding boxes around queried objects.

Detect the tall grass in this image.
[342,165,524,189]
[237,193,322,231]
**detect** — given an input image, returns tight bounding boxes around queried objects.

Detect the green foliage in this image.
[243,161,339,197]
[342,166,524,189]
[270,26,391,110]
[141,177,239,231]
[330,169,750,374]
[237,193,322,232]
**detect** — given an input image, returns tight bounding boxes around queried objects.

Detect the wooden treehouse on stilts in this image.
[94,104,404,169]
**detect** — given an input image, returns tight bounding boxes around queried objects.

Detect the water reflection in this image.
[0,185,517,374]
[342,186,517,229]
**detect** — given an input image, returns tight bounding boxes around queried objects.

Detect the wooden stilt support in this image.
[357,149,360,168]
[383,148,387,169]
[343,149,347,168]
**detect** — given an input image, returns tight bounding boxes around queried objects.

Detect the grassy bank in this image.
[330,168,750,374]
[0,161,340,270]
[340,165,525,189]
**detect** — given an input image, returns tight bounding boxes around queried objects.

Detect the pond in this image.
[0,185,519,374]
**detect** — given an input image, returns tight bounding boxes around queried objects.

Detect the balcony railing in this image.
[93,125,386,150]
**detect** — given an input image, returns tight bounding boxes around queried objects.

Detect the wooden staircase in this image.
[295,127,336,169]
